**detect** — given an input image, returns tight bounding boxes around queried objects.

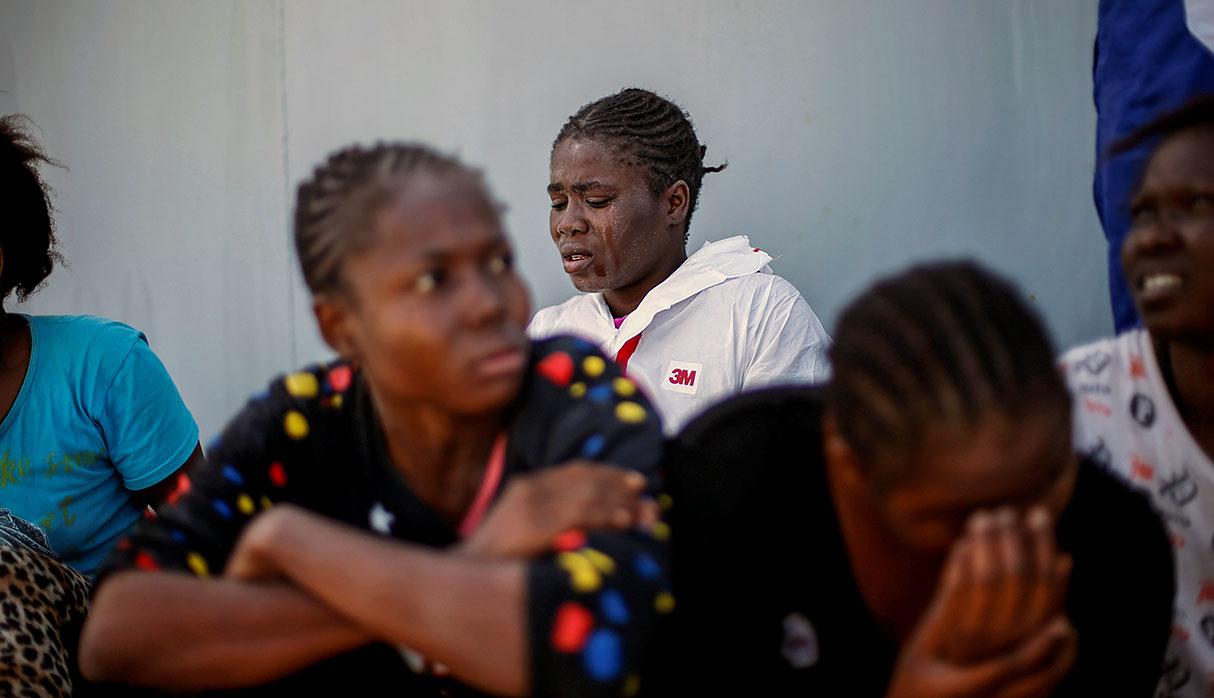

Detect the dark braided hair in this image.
[0,115,64,302]
[553,88,726,242]
[826,260,1068,488]
[294,142,490,295]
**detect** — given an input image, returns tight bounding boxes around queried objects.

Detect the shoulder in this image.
[529,294,598,331]
[527,334,608,379]
[670,387,827,515]
[509,336,663,470]
[700,273,815,317]
[751,272,805,301]
[667,387,832,626]
[211,359,355,458]
[30,314,145,355]
[1061,459,1173,589]
[260,359,355,422]
[677,384,825,451]
[273,360,354,407]
[531,333,599,356]
[1057,459,1174,692]
[1059,331,1144,389]
[28,316,156,397]
[524,334,654,421]
[1064,459,1167,536]
[765,273,809,301]
[704,270,790,298]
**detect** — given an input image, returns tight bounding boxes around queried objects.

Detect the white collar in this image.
[597,235,773,354]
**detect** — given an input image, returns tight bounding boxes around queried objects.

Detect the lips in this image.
[559,243,595,275]
[474,344,528,381]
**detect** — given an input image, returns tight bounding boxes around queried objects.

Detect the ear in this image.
[1042,452,1079,520]
[822,411,868,492]
[313,294,360,362]
[663,180,690,229]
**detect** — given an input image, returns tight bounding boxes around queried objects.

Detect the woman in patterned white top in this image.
[1062,95,1214,698]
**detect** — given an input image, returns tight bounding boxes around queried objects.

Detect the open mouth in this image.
[561,250,594,275]
[1140,272,1183,292]
[1138,272,1184,303]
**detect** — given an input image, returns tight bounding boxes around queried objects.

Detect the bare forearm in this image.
[80,571,373,689]
[262,515,528,696]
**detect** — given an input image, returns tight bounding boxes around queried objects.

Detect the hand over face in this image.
[887,507,1076,698]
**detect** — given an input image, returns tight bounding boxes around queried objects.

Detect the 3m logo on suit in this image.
[669,368,696,386]
[661,361,703,395]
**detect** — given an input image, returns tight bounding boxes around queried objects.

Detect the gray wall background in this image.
[0,1,1111,440]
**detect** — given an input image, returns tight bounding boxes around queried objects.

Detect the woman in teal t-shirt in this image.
[0,115,202,695]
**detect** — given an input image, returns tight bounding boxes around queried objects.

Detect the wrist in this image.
[453,531,492,557]
[249,506,304,567]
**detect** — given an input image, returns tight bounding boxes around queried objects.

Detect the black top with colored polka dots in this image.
[100,336,670,697]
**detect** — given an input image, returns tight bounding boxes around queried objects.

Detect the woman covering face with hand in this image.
[80,143,669,697]
[659,261,1173,697]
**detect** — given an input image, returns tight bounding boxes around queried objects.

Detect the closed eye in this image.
[1129,201,1158,226]
[1188,194,1214,212]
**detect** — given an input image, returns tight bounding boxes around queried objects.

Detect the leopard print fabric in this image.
[0,545,91,697]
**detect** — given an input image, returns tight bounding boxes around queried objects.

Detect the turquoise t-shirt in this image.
[0,315,198,575]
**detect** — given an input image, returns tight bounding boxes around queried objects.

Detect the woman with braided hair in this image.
[659,261,1172,696]
[81,142,671,696]
[530,88,830,434]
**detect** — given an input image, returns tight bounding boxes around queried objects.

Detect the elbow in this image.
[77,630,120,683]
[78,576,142,682]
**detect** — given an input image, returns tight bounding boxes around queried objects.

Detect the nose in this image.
[1123,213,1185,278]
[462,267,507,328]
[1128,214,1184,256]
[553,202,587,238]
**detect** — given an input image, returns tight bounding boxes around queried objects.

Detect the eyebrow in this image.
[547,180,606,195]
[415,233,509,263]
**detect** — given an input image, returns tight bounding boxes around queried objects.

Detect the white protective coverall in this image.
[528,236,831,433]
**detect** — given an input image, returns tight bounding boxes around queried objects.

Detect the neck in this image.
[0,309,28,370]
[602,242,687,318]
[368,386,503,525]
[826,466,942,643]
[1158,335,1214,457]
[0,307,13,338]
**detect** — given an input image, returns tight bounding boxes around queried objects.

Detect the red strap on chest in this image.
[614,333,643,373]
[457,432,508,538]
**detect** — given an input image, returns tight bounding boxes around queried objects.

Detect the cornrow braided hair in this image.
[0,115,64,302]
[294,141,488,295]
[826,260,1067,488]
[553,88,726,242]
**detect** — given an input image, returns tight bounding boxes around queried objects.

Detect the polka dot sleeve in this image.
[97,363,353,581]
[516,337,670,698]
